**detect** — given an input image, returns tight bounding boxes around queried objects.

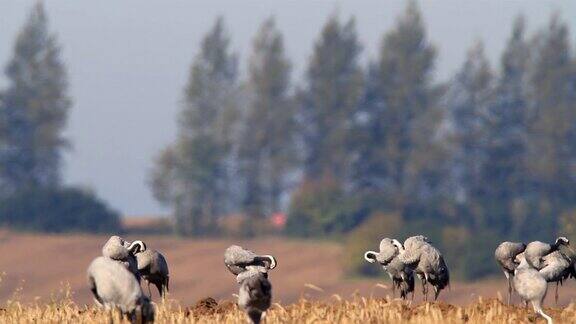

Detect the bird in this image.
[513,252,553,324]
[537,250,575,305]
[102,236,147,282]
[494,241,526,304]
[135,249,170,299]
[237,266,272,324]
[224,245,277,276]
[87,256,155,323]
[393,236,450,301]
[364,238,414,299]
[524,237,570,269]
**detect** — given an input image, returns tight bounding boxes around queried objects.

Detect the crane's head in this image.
[127,240,147,254]
[556,236,570,246]
[364,251,378,263]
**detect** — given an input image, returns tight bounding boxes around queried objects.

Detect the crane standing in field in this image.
[224,245,277,324]
[364,238,414,299]
[513,253,553,324]
[494,241,526,304]
[525,237,574,304]
[135,249,170,299]
[538,250,575,304]
[393,236,450,301]
[87,256,155,323]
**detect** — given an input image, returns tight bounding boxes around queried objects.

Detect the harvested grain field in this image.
[1,296,575,323]
[0,230,576,323]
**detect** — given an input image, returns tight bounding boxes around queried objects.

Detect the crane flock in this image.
[85,234,575,324]
[495,236,576,324]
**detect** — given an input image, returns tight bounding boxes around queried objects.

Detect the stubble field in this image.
[0,229,575,323]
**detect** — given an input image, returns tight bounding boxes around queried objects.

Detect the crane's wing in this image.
[102,236,129,261]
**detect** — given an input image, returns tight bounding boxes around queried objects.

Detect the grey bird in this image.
[524,237,570,269]
[135,249,170,299]
[513,253,553,324]
[394,236,450,301]
[494,241,526,304]
[237,266,272,324]
[224,245,277,276]
[102,235,146,282]
[537,250,575,304]
[364,238,414,299]
[87,256,155,324]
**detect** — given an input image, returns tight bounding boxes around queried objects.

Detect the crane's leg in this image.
[555,281,559,305]
[504,272,512,305]
[532,300,553,324]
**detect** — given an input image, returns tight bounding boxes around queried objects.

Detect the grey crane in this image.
[237,266,272,324]
[524,237,569,269]
[224,245,277,276]
[537,250,575,305]
[87,256,155,324]
[494,241,526,304]
[364,238,414,299]
[513,253,553,324]
[101,235,146,282]
[393,236,450,301]
[135,249,170,299]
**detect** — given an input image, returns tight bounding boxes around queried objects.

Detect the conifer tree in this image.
[150,18,240,235]
[239,18,295,219]
[0,2,70,194]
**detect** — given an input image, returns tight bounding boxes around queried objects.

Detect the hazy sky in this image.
[1,1,575,217]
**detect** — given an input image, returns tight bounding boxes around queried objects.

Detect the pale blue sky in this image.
[0,1,575,216]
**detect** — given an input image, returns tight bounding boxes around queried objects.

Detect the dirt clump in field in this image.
[186,297,236,318]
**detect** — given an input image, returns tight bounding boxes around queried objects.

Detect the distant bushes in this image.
[285,177,366,237]
[0,187,121,233]
[343,212,403,277]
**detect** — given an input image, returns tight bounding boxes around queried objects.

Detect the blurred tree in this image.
[512,14,576,240]
[366,1,439,204]
[481,16,531,238]
[297,14,363,181]
[445,41,493,228]
[285,175,363,237]
[0,2,70,194]
[239,18,296,223]
[528,14,576,216]
[150,17,240,236]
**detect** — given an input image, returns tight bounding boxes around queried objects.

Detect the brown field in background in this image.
[0,227,575,310]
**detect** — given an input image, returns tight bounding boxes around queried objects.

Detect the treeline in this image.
[0,3,120,232]
[153,2,576,278]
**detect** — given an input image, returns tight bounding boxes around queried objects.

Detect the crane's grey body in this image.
[224,245,276,276]
[525,237,569,269]
[364,238,414,299]
[102,236,146,282]
[87,256,154,323]
[237,267,272,324]
[525,237,571,304]
[136,249,170,298]
[513,253,552,324]
[494,241,526,304]
[395,236,449,301]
